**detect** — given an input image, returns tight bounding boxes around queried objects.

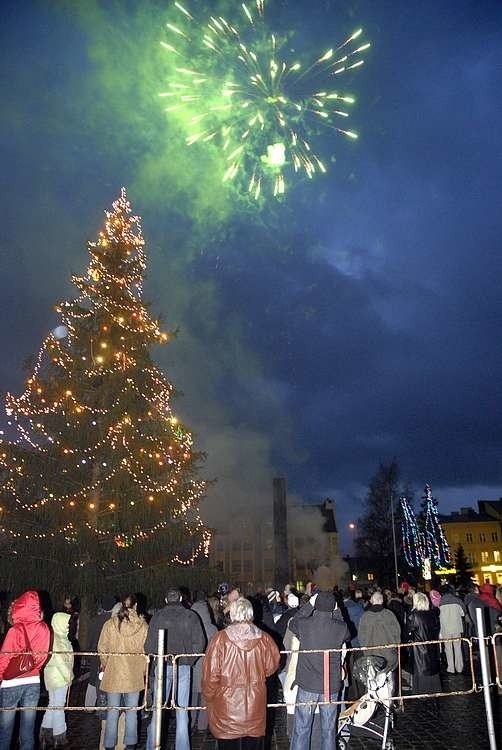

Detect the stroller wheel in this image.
[338,738,348,750]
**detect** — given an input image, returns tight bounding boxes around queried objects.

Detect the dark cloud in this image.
[1,0,501,547]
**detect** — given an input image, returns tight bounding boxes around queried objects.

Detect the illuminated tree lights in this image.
[159,1,370,199]
[400,484,451,572]
[0,189,210,589]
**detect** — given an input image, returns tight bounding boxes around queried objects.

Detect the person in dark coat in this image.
[191,595,218,732]
[407,592,441,704]
[289,592,350,750]
[84,594,117,707]
[145,588,206,750]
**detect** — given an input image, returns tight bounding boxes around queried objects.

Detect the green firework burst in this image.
[159,1,370,200]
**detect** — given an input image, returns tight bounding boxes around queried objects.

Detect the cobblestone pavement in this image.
[57,671,501,750]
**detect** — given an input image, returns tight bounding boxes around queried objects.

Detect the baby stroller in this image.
[337,655,394,750]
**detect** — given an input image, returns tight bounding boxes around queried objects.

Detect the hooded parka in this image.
[202,622,280,739]
[44,612,74,690]
[0,590,50,686]
[98,609,148,693]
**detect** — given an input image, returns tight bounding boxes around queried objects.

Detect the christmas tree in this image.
[453,544,474,589]
[400,484,451,578]
[0,189,211,596]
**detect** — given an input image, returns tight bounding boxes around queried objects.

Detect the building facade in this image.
[208,497,341,592]
[440,500,502,585]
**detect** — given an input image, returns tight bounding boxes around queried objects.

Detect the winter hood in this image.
[225,622,262,648]
[109,609,146,637]
[440,592,465,609]
[51,612,72,650]
[11,591,42,625]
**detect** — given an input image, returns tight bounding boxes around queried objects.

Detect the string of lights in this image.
[399,485,451,572]
[0,188,210,579]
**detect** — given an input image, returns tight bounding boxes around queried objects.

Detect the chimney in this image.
[273,478,290,589]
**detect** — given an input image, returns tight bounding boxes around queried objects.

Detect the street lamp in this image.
[348,522,356,554]
[390,492,399,590]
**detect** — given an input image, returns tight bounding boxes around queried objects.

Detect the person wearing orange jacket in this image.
[0,590,50,750]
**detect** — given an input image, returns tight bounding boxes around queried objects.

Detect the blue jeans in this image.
[41,685,69,736]
[104,691,140,748]
[0,682,40,750]
[290,687,340,750]
[147,664,191,750]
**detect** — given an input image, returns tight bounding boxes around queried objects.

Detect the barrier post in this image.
[475,609,497,750]
[153,629,165,750]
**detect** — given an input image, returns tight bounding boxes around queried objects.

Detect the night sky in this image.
[2,0,502,552]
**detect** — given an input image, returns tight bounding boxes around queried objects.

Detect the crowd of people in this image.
[0,579,501,750]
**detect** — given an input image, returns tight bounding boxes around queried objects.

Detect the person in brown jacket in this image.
[202,596,280,750]
[98,595,148,750]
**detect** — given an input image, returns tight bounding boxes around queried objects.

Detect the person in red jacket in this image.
[0,590,50,750]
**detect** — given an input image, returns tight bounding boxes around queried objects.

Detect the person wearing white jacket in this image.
[40,612,74,748]
[439,588,466,674]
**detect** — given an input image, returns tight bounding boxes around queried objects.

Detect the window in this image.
[243,558,253,572]
[494,550,501,563]
[492,531,499,542]
[367,572,374,581]
[481,551,489,563]
[231,559,242,573]
[216,560,224,572]
[479,532,486,542]
[466,532,473,543]
[264,558,273,571]
[243,540,252,551]
[467,552,476,564]
[232,541,241,552]
[216,540,224,552]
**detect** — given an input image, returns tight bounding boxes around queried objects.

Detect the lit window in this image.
[479,532,486,542]
[494,550,501,563]
[481,551,489,563]
[367,572,374,581]
[466,532,473,543]
[492,532,499,542]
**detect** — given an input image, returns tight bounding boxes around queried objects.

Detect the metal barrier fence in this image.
[0,628,500,749]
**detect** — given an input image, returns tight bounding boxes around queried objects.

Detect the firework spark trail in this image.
[159,0,370,199]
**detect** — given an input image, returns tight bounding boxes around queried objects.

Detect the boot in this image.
[39,727,54,749]
[53,732,68,748]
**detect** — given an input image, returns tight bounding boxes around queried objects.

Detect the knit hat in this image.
[287,593,299,608]
[429,590,441,608]
[314,591,336,612]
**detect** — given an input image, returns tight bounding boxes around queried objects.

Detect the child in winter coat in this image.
[40,612,74,748]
